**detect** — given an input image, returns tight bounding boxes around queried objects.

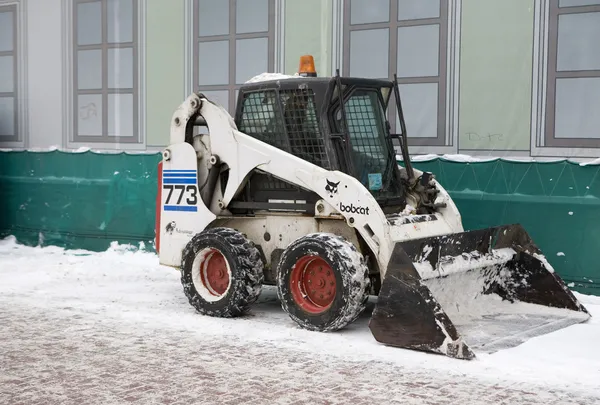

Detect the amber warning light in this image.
[298,55,317,77]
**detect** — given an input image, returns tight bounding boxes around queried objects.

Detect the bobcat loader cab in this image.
[156,55,590,360]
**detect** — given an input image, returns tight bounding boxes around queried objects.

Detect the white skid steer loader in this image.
[156,56,590,359]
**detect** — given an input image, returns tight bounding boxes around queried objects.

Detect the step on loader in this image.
[156,55,590,359]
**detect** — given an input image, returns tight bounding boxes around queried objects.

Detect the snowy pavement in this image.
[1,237,599,405]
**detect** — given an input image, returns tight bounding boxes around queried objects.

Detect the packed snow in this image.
[0,146,160,154]
[580,157,600,166]
[245,72,300,83]
[413,247,518,280]
[437,154,498,163]
[1,236,599,404]
[397,153,600,165]
[419,259,590,354]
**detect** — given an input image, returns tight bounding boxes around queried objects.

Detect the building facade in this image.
[1,0,599,159]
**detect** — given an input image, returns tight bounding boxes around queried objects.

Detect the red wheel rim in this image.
[290,255,336,314]
[199,248,230,297]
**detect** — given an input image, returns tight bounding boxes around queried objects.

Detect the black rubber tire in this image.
[181,227,264,318]
[276,233,370,332]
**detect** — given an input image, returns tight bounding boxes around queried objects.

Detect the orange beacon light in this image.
[298,55,317,77]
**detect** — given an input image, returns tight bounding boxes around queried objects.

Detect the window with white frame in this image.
[73,0,139,143]
[544,0,600,148]
[342,0,449,147]
[193,0,275,114]
[0,5,17,142]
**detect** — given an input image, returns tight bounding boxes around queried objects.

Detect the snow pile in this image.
[0,146,160,154]
[400,203,416,216]
[414,250,591,358]
[398,153,600,165]
[398,153,515,163]
[409,153,440,162]
[533,252,555,273]
[413,248,517,280]
[580,157,600,166]
[440,154,498,163]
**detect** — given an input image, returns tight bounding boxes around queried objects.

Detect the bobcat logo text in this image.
[339,202,370,215]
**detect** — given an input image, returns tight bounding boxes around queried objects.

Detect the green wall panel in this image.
[145,0,186,147]
[284,0,333,76]
[0,151,161,252]
[458,0,534,151]
[0,151,597,295]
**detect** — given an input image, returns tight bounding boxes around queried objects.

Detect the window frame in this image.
[0,4,18,143]
[71,0,140,144]
[341,0,450,147]
[192,0,276,114]
[544,0,600,149]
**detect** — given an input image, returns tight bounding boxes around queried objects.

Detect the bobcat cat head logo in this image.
[325,179,340,196]
[165,221,176,234]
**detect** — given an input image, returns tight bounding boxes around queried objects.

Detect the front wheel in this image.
[181,227,264,318]
[276,233,370,332]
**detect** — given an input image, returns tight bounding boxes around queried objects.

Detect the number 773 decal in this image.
[162,170,199,212]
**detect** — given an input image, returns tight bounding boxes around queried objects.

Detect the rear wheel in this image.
[276,233,370,332]
[181,227,264,317]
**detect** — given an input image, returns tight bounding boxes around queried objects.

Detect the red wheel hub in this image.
[199,248,230,296]
[290,255,336,314]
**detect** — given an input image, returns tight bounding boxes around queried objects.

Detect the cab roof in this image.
[239,75,395,92]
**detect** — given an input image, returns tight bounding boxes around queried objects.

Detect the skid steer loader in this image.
[156,55,590,359]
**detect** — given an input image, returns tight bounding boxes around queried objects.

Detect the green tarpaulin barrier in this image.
[0,150,161,252]
[406,157,600,295]
[0,151,598,295]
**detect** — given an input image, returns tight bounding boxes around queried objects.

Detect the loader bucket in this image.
[369,224,591,360]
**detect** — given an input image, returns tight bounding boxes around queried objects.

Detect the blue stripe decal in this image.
[163,173,197,178]
[163,170,196,173]
[164,205,198,212]
[163,178,197,185]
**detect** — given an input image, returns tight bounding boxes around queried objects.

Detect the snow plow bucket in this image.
[369,224,591,360]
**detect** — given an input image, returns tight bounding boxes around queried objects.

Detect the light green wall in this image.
[458,0,534,151]
[284,0,333,76]
[145,0,186,147]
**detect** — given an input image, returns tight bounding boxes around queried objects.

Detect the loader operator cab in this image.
[231,56,416,216]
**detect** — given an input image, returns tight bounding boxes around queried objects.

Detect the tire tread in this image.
[276,232,370,332]
[181,227,264,318]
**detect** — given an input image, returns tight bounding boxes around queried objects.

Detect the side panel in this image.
[212,215,363,283]
[388,216,457,243]
[159,142,216,267]
[213,216,315,275]
[317,219,361,250]
[155,160,163,252]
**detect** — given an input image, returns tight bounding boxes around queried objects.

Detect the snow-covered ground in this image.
[1,236,599,405]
